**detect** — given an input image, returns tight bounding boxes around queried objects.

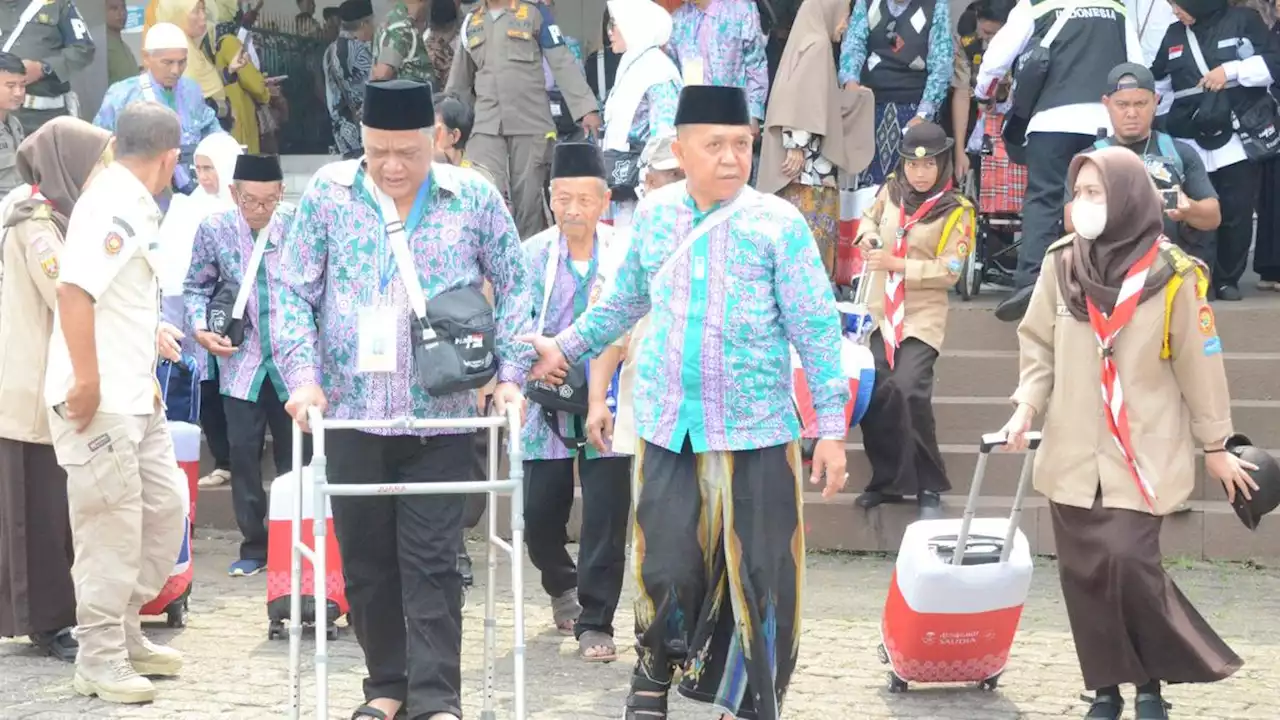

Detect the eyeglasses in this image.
[238,195,281,212]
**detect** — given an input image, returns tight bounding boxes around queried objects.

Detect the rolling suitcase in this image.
[266,469,348,641]
[140,361,204,628]
[878,430,1043,693]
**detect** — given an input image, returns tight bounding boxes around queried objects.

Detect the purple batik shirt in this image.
[272,160,535,436]
[183,206,295,403]
[669,0,769,120]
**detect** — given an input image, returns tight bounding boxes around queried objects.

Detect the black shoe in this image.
[917,491,943,518]
[1135,682,1171,719]
[1081,691,1124,720]
[995,285,1034,322]
[1215,284,1242,301]
[29,627,77,663]
[855,491,904,509]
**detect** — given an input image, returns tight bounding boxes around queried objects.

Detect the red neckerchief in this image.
[882,183,951,369]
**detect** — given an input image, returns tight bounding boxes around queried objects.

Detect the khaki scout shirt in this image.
[0,198,61,443]
[445,0,597,136]
[0,114,24,197]
[1012,240,1233,516]
[857,191,974,352]
[45,163,164,417]
[0,0,95,98]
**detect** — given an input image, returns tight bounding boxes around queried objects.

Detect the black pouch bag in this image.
[602,141,643,202]
[207,279,246,346]
[1235,92,1280,162]
[410,285,498,396]
[526,354,591,451]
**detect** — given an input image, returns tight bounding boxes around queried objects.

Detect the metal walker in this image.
[286,405,527,720]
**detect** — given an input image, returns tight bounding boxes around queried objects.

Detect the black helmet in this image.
[1224,434,1280,530]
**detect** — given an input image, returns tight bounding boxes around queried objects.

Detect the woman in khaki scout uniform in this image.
[1001,147,1257,720]
[0,118,112,663]
[852,121,974,515]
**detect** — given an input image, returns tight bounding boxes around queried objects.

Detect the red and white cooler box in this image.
[266,470,349,620]
[880,431,1042,689]
[881,517,1033,684]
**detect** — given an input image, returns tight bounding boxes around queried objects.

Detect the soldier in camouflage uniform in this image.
[372,0,437,87]
[0,0,95,132]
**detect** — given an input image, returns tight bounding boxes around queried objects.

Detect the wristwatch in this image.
[39,61,52,78]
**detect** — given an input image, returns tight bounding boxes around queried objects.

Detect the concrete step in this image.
[934,349,1280,401]
[847,396,1280,447]
[945,298,1280,354]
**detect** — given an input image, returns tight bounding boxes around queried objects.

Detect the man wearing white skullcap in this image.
[93,23,221,198]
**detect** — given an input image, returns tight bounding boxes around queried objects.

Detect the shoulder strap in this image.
[1159,242,1209,359]
[230,217,279,321]
[1155,132,1184,175]
[139,73,159,103]
[935,204,973,256]
[1,0,48,54]
[534,232,560,335]
[1093,136,1113,151]
[361,172,430,321]
[1040,0,1083,50]
[653,183,759,284]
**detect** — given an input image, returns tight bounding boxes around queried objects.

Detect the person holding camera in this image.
[1064,64,1221,265]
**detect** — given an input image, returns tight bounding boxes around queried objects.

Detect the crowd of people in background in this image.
[0,0,1278,719]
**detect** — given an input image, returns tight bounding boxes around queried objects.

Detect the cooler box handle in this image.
[950,430,1043,567]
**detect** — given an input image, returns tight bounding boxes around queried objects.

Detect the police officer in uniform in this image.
[44,102,186,705]
[974,0,1142,321]
[0,0,95,132]
[445,0,601,239]
[0,51,27,196]
[1064,63,1221,266]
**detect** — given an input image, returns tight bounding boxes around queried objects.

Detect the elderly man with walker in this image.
[273,79,535,720]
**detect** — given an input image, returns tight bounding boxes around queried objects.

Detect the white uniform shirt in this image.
[45,163,165,417]
[975,0,1145,137]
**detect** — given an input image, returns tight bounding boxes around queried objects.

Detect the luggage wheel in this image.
[887,672,908,694]
[876,643,889,665]
[165,598,188,628]
[979,673,1001,691]
[267,620,286,641]
[325,624,340,642]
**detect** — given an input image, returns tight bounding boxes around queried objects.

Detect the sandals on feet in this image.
[1135,692,1171,720]
[551,589,581,636]
[579,630,617,663]
[624,692,668,718]
[1080,693,1123,720]
[351,704,406,720]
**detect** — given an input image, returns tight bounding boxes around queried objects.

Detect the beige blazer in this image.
[1011,240,1233,515]
[0,207,64,444]
[858,191,974,352]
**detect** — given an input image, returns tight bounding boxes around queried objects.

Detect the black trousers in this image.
[329,430,471,719]
[860,331,950,496]
[1257,155,1280,282]
[200,378,230,471]
[523,455,631,638]
[1016,132,1096,288]
[222,377,307,561]
[1208,159,1262,288]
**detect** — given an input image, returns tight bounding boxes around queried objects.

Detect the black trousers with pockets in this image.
[328,430,471,719]
[1016,132,1096,288]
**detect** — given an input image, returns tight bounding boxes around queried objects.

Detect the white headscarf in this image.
[158,133,244,296]
[602,0,681,151]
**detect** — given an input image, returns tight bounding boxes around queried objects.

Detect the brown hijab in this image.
[1055,147,1173,321]
[10,117,112,232]
[757,0,873,194]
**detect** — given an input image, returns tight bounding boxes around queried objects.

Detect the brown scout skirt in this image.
[0,438,76,638]
[1051,494,1243,690]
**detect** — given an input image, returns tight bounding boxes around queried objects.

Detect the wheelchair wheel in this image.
[956,252,973,301]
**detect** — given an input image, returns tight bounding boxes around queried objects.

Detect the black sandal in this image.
[1080,692,1124,720]
[1135,692,1171,719]
[351,705,406,720]
[625,673,670,718]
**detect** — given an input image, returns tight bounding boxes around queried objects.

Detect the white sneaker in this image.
[128,637,184,677]
[198,468,230,488]
[73,659,156,704]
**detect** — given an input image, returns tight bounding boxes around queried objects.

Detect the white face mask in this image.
[1071,201,1108,240]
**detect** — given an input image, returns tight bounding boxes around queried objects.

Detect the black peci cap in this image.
[673,85,751,127]
[363,80,435,131]
[551,142,606,179]
[233,154,283,182]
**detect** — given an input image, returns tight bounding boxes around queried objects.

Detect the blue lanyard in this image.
[371,173,432,293]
